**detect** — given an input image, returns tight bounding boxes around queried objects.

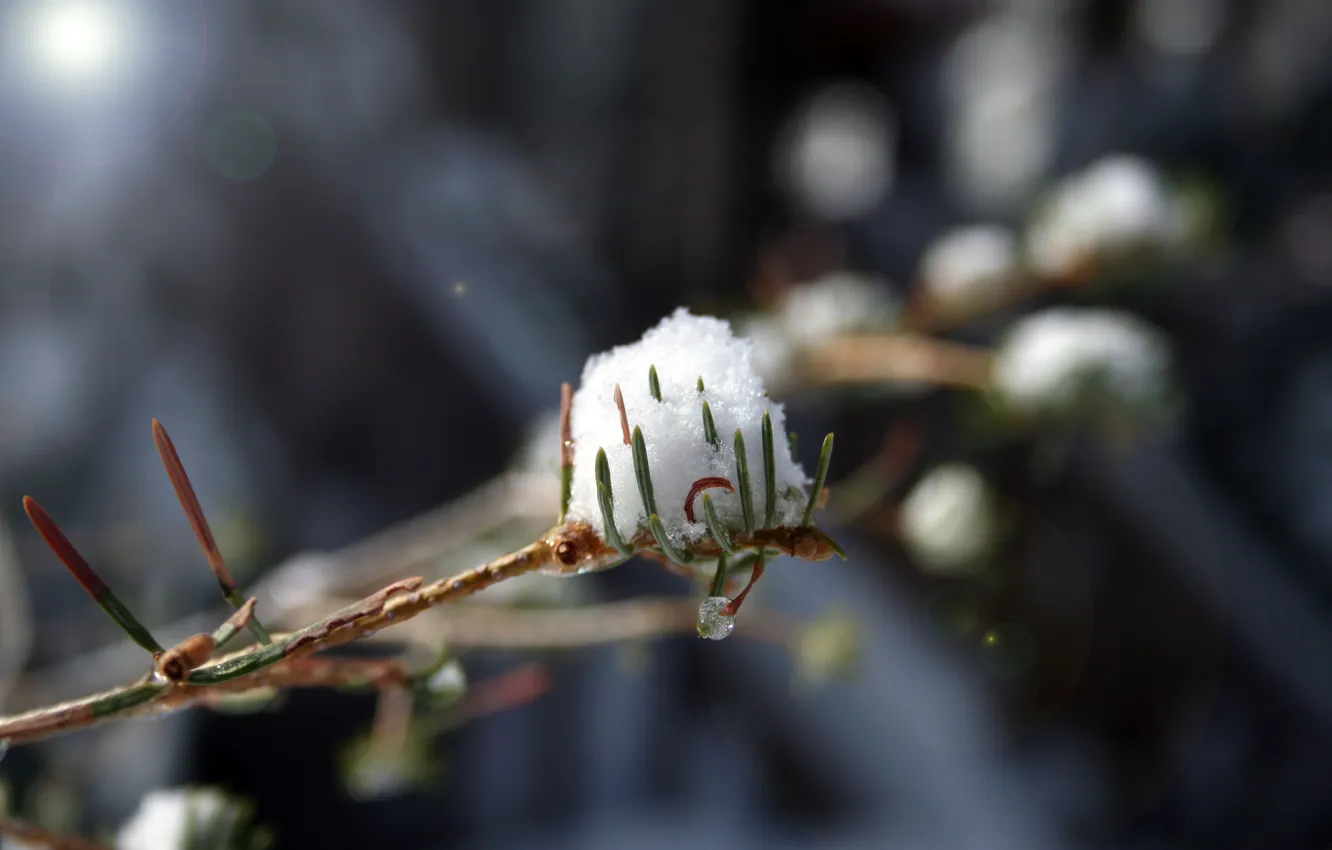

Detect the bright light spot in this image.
[776,82,896,221]
[25,2,127,89]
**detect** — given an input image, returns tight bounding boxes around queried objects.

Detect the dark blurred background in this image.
[2,0,1332,848]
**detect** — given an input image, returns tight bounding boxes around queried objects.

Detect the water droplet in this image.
[980,623,1037,679]
[422,659,467,705]
[0,739,9,763]
[697,596,736,640]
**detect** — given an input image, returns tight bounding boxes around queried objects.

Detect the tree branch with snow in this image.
[0,310,844,754]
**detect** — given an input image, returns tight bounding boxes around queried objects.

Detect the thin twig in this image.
[350,596,804,652]
[366,677,414,760]
[0,578,810,747]
[157,600,259,683]
[21,471,557,705]
[0,515,33,710]
[800,334,994,390]
[0,818,112,850]
[0,525,612,746]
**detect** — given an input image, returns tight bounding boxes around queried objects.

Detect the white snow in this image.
[566,309,810,547]
[992,307,1171,416]
[735,272,898,387]
[899,463,996,571]
[918,224,1021,315]
[115,788,234,850]
[777,271,899,345]
[1027,155,1187,277]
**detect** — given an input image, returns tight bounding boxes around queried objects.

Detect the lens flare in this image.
[26,2,127,89]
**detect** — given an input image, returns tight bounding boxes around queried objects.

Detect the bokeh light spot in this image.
[775,81,896,221]
[0,0,206,164]
[979,622,1037,679]
[28,2,127,89]
[207,110,278,182]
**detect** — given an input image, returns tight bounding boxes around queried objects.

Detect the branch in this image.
[0,515,34,710]
[799,334,994,390]
[349,596,805,651]
[0,818,112,850]
[1,392,844,747]
[22,471,558,705]
[0,534,576,746]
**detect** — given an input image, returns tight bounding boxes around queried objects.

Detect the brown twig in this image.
[901,265,1088,335]
[156,600,258,683]
[1,397,836,747]
[352,596,804,652]
[0,817,112,850]
[0,580,814,747]
[800,333,994,390]
[22,471,559,704]
[367,678,414,757]
[0,515,34,711]
[0,523,615,746]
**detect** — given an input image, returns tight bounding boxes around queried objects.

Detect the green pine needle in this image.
[631,426,657,519]
[761,410,776,528]
[701,493,734,554]
[734,429,755,535]
[709,554,728,597]
[595,448,632,555]
[701,401,719,449]
[802,433,835,527]
[648,514,692,563]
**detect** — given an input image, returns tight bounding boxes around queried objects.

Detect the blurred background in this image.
[2,0,1332,847]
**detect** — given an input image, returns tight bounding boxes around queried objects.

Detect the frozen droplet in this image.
[421,659,467,705]
[697,596,736,640]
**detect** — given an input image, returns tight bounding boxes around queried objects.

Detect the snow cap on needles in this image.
[565,309,810,547]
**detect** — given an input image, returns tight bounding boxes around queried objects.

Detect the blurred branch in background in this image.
[0,514,34,712]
